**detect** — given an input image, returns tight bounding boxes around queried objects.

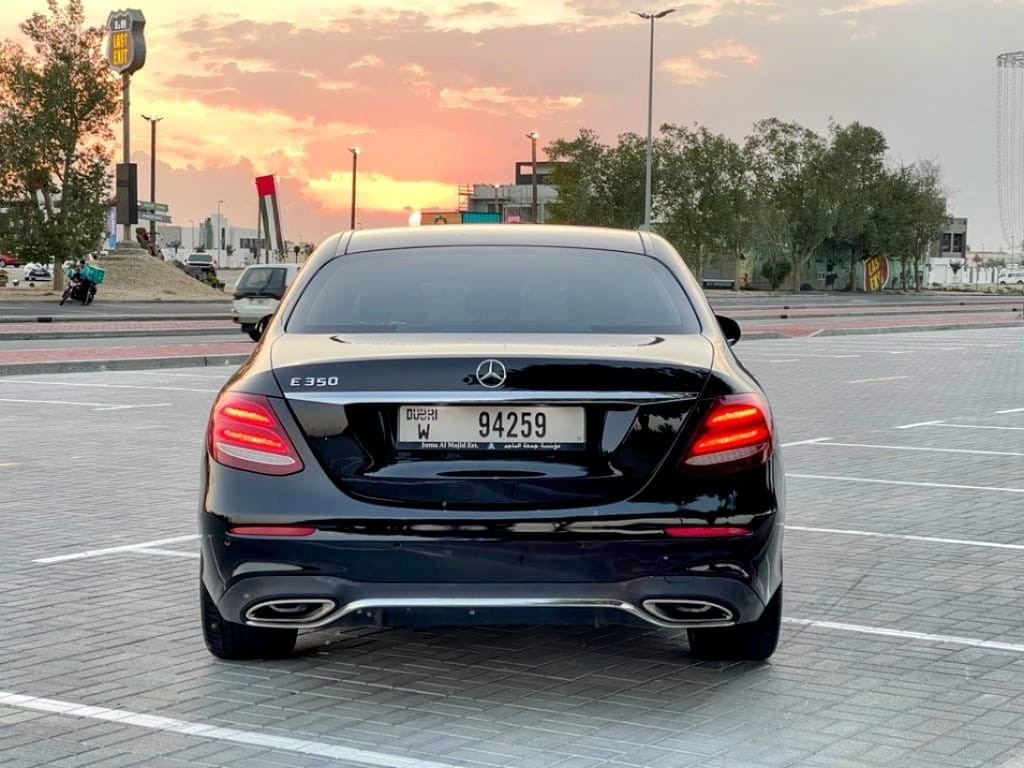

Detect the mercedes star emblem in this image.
[475,359,507,388]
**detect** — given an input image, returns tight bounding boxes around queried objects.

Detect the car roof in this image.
[343,224,646,255]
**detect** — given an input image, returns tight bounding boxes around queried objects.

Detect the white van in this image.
[998,268,1024,286]
[231,263,302,341]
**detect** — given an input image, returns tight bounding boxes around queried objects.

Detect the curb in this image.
[0,313,229,325]
[809,321,1024,338]
[726,307,1024,321]
[0,353,249,377]
[0,327,236,341]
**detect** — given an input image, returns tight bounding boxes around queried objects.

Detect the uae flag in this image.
[255,174,285,260]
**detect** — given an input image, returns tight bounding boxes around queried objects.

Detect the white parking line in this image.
[787,473,1024,494]
[739,352,861,359]
[786,525,1024,551]
[0,462,16,469]
[0,397,170,412]
[895,420,946,429]
[1,380,219,394]
[780,437,832,448]
[919,422,1024,432]
[848,375,909,384]
[997,407,1024,414]
[783,618,1024,654]
[785,439,1024,458]
[33,535,200,564]
[0,692,461,768]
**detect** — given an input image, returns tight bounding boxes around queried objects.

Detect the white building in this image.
[157,217,298,268]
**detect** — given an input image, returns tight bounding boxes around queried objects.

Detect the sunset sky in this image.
[3,0,1023,249]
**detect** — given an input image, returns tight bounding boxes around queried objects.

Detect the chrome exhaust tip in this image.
[641,599,734,625]
[244,599,336,627]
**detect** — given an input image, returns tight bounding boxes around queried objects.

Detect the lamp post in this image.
[189,219,194,253]
[141,114,162,254]
[632,8,675,230]
[216,199,223,266]
[493,183,501,222]
[526,132,539,223]
[349,147,360,230]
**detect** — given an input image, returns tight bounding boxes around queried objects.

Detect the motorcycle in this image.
[61,275,96,305]
[60,262,104,305]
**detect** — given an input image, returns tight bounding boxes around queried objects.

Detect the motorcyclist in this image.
[67,259,95,300]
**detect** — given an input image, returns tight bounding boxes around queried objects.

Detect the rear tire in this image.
[60,288,70,305]
[201,584,296,660]
[687,586,782,662]
[248,316,269,342]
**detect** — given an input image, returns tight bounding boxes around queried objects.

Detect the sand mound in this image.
[94,256,225,300]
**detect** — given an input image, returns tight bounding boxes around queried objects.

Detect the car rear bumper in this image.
[208,571,767,630]
[199,514,782,631]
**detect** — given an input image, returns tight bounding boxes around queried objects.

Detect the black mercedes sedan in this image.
[199,225,784,661]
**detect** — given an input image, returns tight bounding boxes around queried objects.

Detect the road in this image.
[1,326,1022,767]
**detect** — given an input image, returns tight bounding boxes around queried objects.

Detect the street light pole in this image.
[216,199,223,266]
[632,8,675,231]
[141,114,162,256]
[349,147,360,230]
[526,132,539,223]
[189,219,194,254]
[493,184,501,222]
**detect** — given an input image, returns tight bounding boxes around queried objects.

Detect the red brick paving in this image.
[0,319,233,335]
[727,303,1024,318]
[742,312,1022,336]
[0,342,251,364]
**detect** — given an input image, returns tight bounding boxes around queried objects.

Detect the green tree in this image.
[749,204,792,290]
[745,118,833,291]
[905,160,948,291]
[0,0,118,291]
[659,124,751,281]
[824,121,888,291]
[547,129,668,230]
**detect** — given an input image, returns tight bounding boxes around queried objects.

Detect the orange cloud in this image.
[660,41,760,85]
[307,172,457,215]
[439,87,583,118]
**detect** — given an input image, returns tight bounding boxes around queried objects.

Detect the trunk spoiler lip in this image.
[282,390,700,405]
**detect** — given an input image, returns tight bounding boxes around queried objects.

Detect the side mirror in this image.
[716,315,741,346]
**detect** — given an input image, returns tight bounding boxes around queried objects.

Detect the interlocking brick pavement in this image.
[0,328,1021,767]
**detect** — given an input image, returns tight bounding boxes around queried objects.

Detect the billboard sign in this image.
[106,9,147,75]
[420,211,461,226]
[863,256,890,292]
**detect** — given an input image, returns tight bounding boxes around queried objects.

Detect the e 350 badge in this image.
[289,376,339,388]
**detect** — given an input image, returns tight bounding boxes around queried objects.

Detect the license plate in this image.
[398,406,585,451]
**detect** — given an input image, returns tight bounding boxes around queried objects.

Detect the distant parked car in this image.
[24,266,53,282]
[185,253,217,271]
[0,254,21,268]
[997,269,1024,286]
[231,263,302,341]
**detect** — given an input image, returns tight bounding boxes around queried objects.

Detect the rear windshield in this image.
[236,266,287,297]
[188,255,213,264]
[287,246,701,334]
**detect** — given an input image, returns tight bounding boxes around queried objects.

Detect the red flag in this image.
[255,175,276,197]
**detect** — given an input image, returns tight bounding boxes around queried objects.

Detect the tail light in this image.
[680,394,773,475]
[208,393,304,475]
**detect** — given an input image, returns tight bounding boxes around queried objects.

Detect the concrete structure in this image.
[459,161,564,224]
[157,218,290,268]
[931,216,968,262]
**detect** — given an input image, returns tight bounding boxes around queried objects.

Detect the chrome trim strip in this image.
[243,596,736,630]
[284,390,698,405]
[641,599,734,626]
[244,599,336,626]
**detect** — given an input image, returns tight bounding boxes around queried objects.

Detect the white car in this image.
[998,269,1024,286]
[231,263,302,341]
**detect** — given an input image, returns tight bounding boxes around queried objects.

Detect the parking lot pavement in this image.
[1,327,1023,768]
